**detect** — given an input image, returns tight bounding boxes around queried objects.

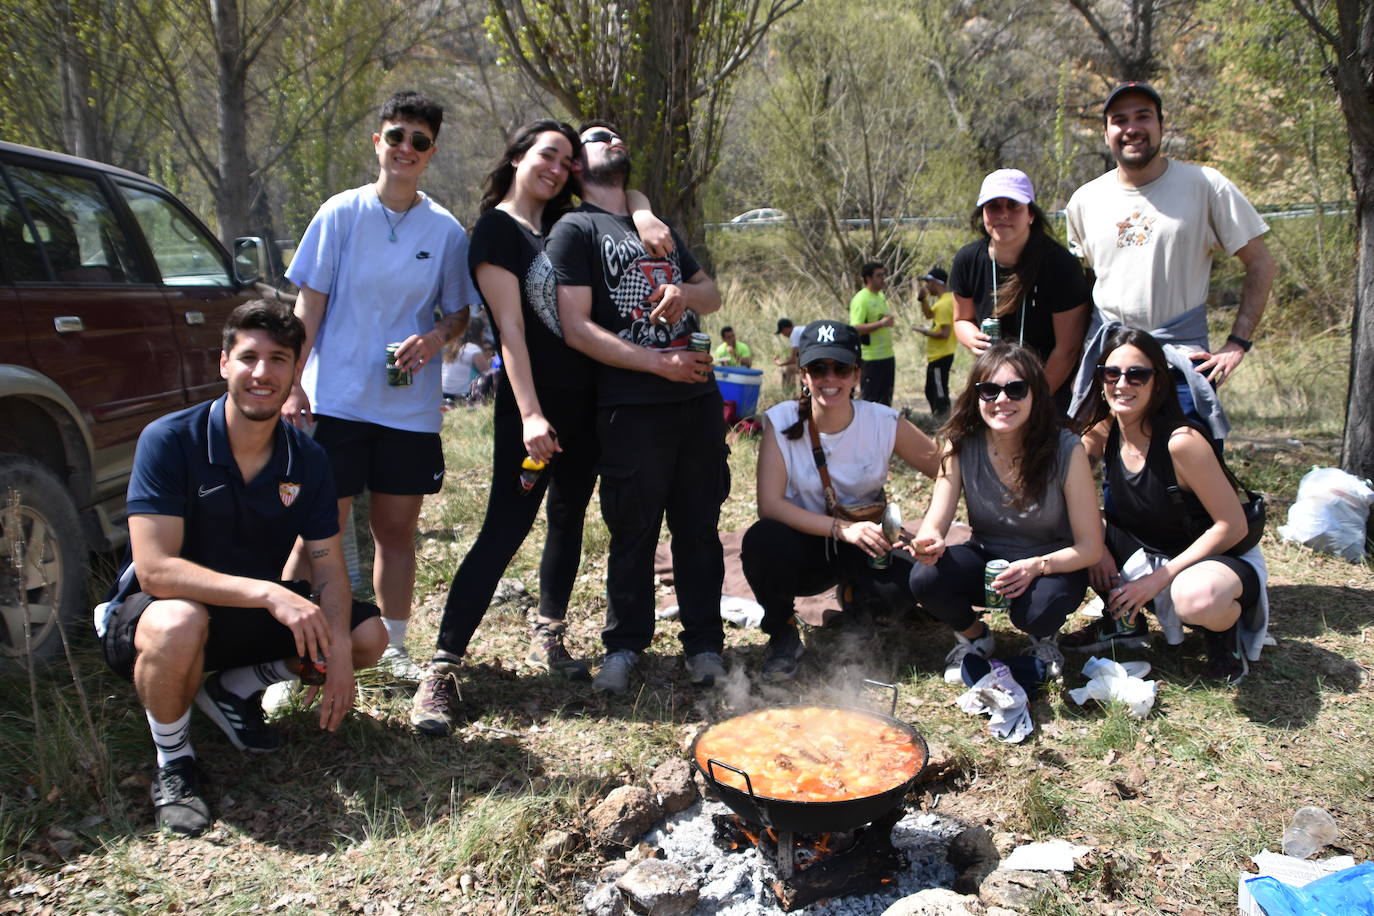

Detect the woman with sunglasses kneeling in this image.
[909,344,1102,683]
[1068,328,1268,684]
[741,320,939,682]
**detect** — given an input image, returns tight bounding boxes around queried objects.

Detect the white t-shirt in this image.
[441,342,482,395]
[766,399,898,515]
[287,185,479,433]
[1065,160,1268,330]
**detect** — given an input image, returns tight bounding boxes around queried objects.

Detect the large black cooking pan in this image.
[690,681,929,834]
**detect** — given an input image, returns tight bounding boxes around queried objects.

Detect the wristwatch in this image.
[1226,333,1253,352]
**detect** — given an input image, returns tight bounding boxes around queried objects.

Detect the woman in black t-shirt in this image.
[412,121,669,734]
[950,169,1089,404]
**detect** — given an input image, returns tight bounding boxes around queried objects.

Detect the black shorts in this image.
[312,415,445,497]
[101,581,381,681]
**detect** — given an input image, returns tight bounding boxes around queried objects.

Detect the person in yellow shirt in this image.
[914,266,955,419]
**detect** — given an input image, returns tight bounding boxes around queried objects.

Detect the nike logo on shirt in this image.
[198,484,226,498]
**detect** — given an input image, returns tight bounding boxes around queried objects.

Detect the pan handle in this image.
[863,678,899,717]
[706,759,758,801]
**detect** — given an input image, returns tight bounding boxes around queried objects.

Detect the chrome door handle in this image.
[184,311,205,325]
[53,316,84,333]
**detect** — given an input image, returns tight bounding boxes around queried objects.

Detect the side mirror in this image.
[233,236,266,285]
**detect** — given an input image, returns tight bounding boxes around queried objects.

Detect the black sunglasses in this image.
[581,129,619,145]
[382,126,434,152]
[974,380,1030,401]
[804,360,856,378]
[1096,365,1156,386]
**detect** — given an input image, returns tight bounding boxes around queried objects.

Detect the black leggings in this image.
[433,384,597,660]
[907,543,1087,638]
[741,518,915,636]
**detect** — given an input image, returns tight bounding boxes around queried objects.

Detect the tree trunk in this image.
[213,0,255,246]
[1340,159,1374,480]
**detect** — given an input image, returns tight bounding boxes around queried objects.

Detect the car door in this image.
[1,158,185,452]
[115,182,251,403]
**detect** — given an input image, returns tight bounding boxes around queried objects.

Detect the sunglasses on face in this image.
[804,360,856,378]
[974,380,1030,401]
[1096,365,1156,386]
[581,129,619,145]
[382,126,434,152]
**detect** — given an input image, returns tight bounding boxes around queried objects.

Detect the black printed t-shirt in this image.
[545,203,715,407]
[949,238,1089,366]
[467,208,593,394]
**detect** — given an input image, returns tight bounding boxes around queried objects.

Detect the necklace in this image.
[378,189,420,242]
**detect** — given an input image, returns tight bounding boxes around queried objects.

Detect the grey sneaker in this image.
[685,651,727,688]
[1027,633,1064,678]
[943,624,996,684]
[410,662,463,737]
[377,644,425,682]
[150,757,211,837]
[761,627,804,682]
[526,621,591,681]
[593,650,639,695]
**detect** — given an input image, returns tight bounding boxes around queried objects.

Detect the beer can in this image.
[984,559,1009,608]
[385,342,412,387]
[688,332,711,353]
[980,318,1001,343]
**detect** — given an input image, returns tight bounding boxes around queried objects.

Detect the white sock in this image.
[218,659,297,698]
[148,708,193,768]
[383,617,408,648]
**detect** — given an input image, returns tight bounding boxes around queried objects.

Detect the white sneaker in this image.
[944,625,996,684]
[261,679,301,718]
[377,645,425,682]
[1027,634,1064,678]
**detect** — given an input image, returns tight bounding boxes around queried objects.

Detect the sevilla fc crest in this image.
[279,482,301,507]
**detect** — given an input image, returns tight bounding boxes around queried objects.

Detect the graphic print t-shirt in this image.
[468,209,593,394]
[546,203,714,406]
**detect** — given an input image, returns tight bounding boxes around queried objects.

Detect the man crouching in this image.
[94,300,386,836]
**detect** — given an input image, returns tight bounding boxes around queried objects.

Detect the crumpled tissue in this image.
[956,658,1033,743]
[1068,656,1157,718]
[1002,839,1094,871]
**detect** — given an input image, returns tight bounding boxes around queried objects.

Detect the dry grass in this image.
[1,281,1371,915]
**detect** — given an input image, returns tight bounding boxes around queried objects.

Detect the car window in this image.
[0,175,47,281]
[4,165,144,284]
[118,184,232,287]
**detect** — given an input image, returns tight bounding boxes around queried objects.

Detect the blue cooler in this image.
[713,365,763,417]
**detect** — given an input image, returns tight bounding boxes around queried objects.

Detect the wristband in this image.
[1226,333,1253,352]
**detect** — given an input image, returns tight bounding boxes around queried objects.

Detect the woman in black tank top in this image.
[1072,328,1265,684]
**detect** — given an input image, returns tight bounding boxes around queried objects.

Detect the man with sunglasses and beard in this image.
[548,121,729,696]
[281,92,478,684]
[1064,82,1276,440]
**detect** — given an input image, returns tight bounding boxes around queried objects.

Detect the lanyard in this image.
[990,255,1032,345]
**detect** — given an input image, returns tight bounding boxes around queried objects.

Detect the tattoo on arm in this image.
[434,309,470,344]
[310,548,330,559]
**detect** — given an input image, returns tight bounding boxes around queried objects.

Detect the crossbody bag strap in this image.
[807,418,840,514]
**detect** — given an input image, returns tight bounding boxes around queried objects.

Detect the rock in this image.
[881,887,981,915]
[590,786,663,848]
[615,860,699,916]
[598,860,633,883]
[625,842,664,863]
[979,868,1068,911]
[538,829,577,859]
[948,826,1000,894]
[583,880,625,916]
[492,578,528,605]
[649,759,698,815]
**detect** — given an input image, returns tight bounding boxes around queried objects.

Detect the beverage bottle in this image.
[1281,806,1337,858]
[518,456,547,494]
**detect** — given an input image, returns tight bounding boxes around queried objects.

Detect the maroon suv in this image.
[0,140,276,671]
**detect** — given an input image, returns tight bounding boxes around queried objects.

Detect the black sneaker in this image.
[150,757,211,837]
[761,626,804,682]
[1061,614,1151,653]
[1202,625,1248,685]
[194,673,284,753]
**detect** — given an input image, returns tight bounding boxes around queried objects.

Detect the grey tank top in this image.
[962,428,1078,561]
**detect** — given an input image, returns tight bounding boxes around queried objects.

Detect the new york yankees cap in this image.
[798,319,862,366]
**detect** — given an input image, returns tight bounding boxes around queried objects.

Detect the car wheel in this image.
[0,455,88,673]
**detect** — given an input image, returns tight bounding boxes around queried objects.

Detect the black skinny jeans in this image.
[741,518,916,636]
[907,543,1087,638]
[433,383,597,660]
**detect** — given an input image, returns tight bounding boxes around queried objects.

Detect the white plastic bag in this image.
[1068,656,1158,719]
[1277,467,1374,562]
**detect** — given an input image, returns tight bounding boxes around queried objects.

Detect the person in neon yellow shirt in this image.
[713,326,753,367]
[848,261,895,404]
[914,266,955,419]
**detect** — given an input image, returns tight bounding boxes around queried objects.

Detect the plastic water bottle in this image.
[1281,806,1337,858]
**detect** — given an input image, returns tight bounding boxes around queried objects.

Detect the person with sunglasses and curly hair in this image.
[740,320,939,681]
[909,343,1102,683]
[1066,328,1268,684]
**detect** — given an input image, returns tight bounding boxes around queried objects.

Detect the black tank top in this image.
[1104,423,1209,557]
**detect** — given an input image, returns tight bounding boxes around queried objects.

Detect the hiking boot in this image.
[761,626,805,682]
[1202,625,1248,686]
[377,644,425,682]
[685,651,727,688]
[150,757,211,837]
[194,673,284,753]
[1060,614,1151,653]
[410,662,463,737]
[944,624,995,684]
[1027,633,1064,678]
[593,650,639,695]
[525,621,591,681]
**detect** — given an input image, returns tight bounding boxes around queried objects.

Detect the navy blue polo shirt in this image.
[96,396,338,632]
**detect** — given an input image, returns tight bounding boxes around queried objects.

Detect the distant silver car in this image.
[729,207,787,224]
